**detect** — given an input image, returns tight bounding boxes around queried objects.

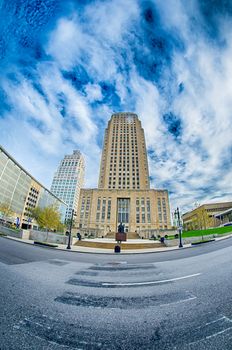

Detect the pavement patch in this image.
[75,270,98,276]
[13,314,109,349]
[47,259,70,266]
[187,315,232,346]
[55,291,195,309]
[89,263,156,272]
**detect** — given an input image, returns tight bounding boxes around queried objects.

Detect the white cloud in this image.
[84,83,103,102]
[1,0,232,214]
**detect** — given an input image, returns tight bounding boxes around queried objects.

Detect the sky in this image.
[0,0,232,214]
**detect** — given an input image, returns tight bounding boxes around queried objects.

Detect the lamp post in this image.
[174,207,183,248]
[66,209,76,250]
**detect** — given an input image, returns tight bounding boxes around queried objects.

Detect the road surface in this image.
[0,237,232,349]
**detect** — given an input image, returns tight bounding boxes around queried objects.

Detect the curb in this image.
[1,233,232,255]
[1,235,193,255]
[191,239,215,246]
[34,241,58,248]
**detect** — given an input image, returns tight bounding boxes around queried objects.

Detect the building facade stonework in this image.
[76,113,171,237]
[98,113,150,190]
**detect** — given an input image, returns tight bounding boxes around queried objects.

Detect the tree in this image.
[0,202,14,223]
[30,205,61,231]
[194,207,214,230]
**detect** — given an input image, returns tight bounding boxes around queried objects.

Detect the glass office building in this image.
[0,146,67,228]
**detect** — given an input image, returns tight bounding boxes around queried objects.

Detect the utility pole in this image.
[174,207,183,248]
[66,209,75,250]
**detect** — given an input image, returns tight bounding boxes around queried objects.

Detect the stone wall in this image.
[0,225,23,238]
[0,225,30,239]
[0,225,70,244]
[29,230,69,244]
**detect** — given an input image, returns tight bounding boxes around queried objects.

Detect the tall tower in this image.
[98,112,150,190]
[51,150,85,222]
[76,112,171,237]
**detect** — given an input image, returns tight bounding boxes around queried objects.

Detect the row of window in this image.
[61,161,79,166]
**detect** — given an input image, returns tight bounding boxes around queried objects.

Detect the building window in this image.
[102,200,106,221]
[97,198,101,211]
[142,214,145,223]
[136,213,140,223]
[117,198,130,223]
[107,200,111,220]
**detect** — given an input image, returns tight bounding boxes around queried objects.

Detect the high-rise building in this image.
[76,113,171,238]
[50,150,85,222]
[0,146,67,228]
[98,113,150,190]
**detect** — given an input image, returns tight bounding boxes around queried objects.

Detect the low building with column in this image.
[182,202,232,230]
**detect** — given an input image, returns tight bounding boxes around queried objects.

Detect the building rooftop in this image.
[214,207,232,217]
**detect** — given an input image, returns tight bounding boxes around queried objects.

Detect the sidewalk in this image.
[2,233,232,254]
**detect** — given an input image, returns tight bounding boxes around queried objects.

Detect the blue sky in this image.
[0,0,232,214]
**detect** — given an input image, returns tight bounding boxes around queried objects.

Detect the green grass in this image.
[167,226,232,240]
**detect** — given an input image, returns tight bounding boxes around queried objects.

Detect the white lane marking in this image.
[189,327,232,346]
[101,273,202,286]
[204,316,232,326]
[160,296,197,307]
[205,327,232,339]
[188,315,232,346]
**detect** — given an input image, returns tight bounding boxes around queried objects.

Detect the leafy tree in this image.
[0,202,14,222]
[57,222,66,233]
[194,207,214,230]
[30,206,61,231]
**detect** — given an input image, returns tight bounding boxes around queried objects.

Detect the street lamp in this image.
[66,209,76,250]
[174,207,183,248]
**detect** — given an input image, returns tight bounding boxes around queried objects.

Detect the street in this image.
[0,237,232,349]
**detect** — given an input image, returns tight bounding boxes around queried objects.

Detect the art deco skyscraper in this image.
[51,150,85,222]
[98,113,150,190]
[76,112,171,237]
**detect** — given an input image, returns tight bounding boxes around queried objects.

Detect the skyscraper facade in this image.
[98,113,150,190]
[51,150,85,222]
[76,113,171,237]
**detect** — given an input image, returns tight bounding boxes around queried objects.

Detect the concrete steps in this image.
[105,232,140,239]
[74,240,164,250]
[127,232,140,239]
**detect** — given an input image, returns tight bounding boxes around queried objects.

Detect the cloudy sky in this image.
[0,0,232,213]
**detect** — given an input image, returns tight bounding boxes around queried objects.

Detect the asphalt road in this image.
[0,237,232,349]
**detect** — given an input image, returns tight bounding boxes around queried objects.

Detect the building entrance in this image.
[117,198,130,232]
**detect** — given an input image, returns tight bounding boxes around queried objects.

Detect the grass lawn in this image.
[167,226,232,239]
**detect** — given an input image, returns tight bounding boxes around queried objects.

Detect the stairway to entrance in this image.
[105,231,140,239]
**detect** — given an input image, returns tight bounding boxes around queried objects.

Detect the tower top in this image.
[111,112,138,117]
